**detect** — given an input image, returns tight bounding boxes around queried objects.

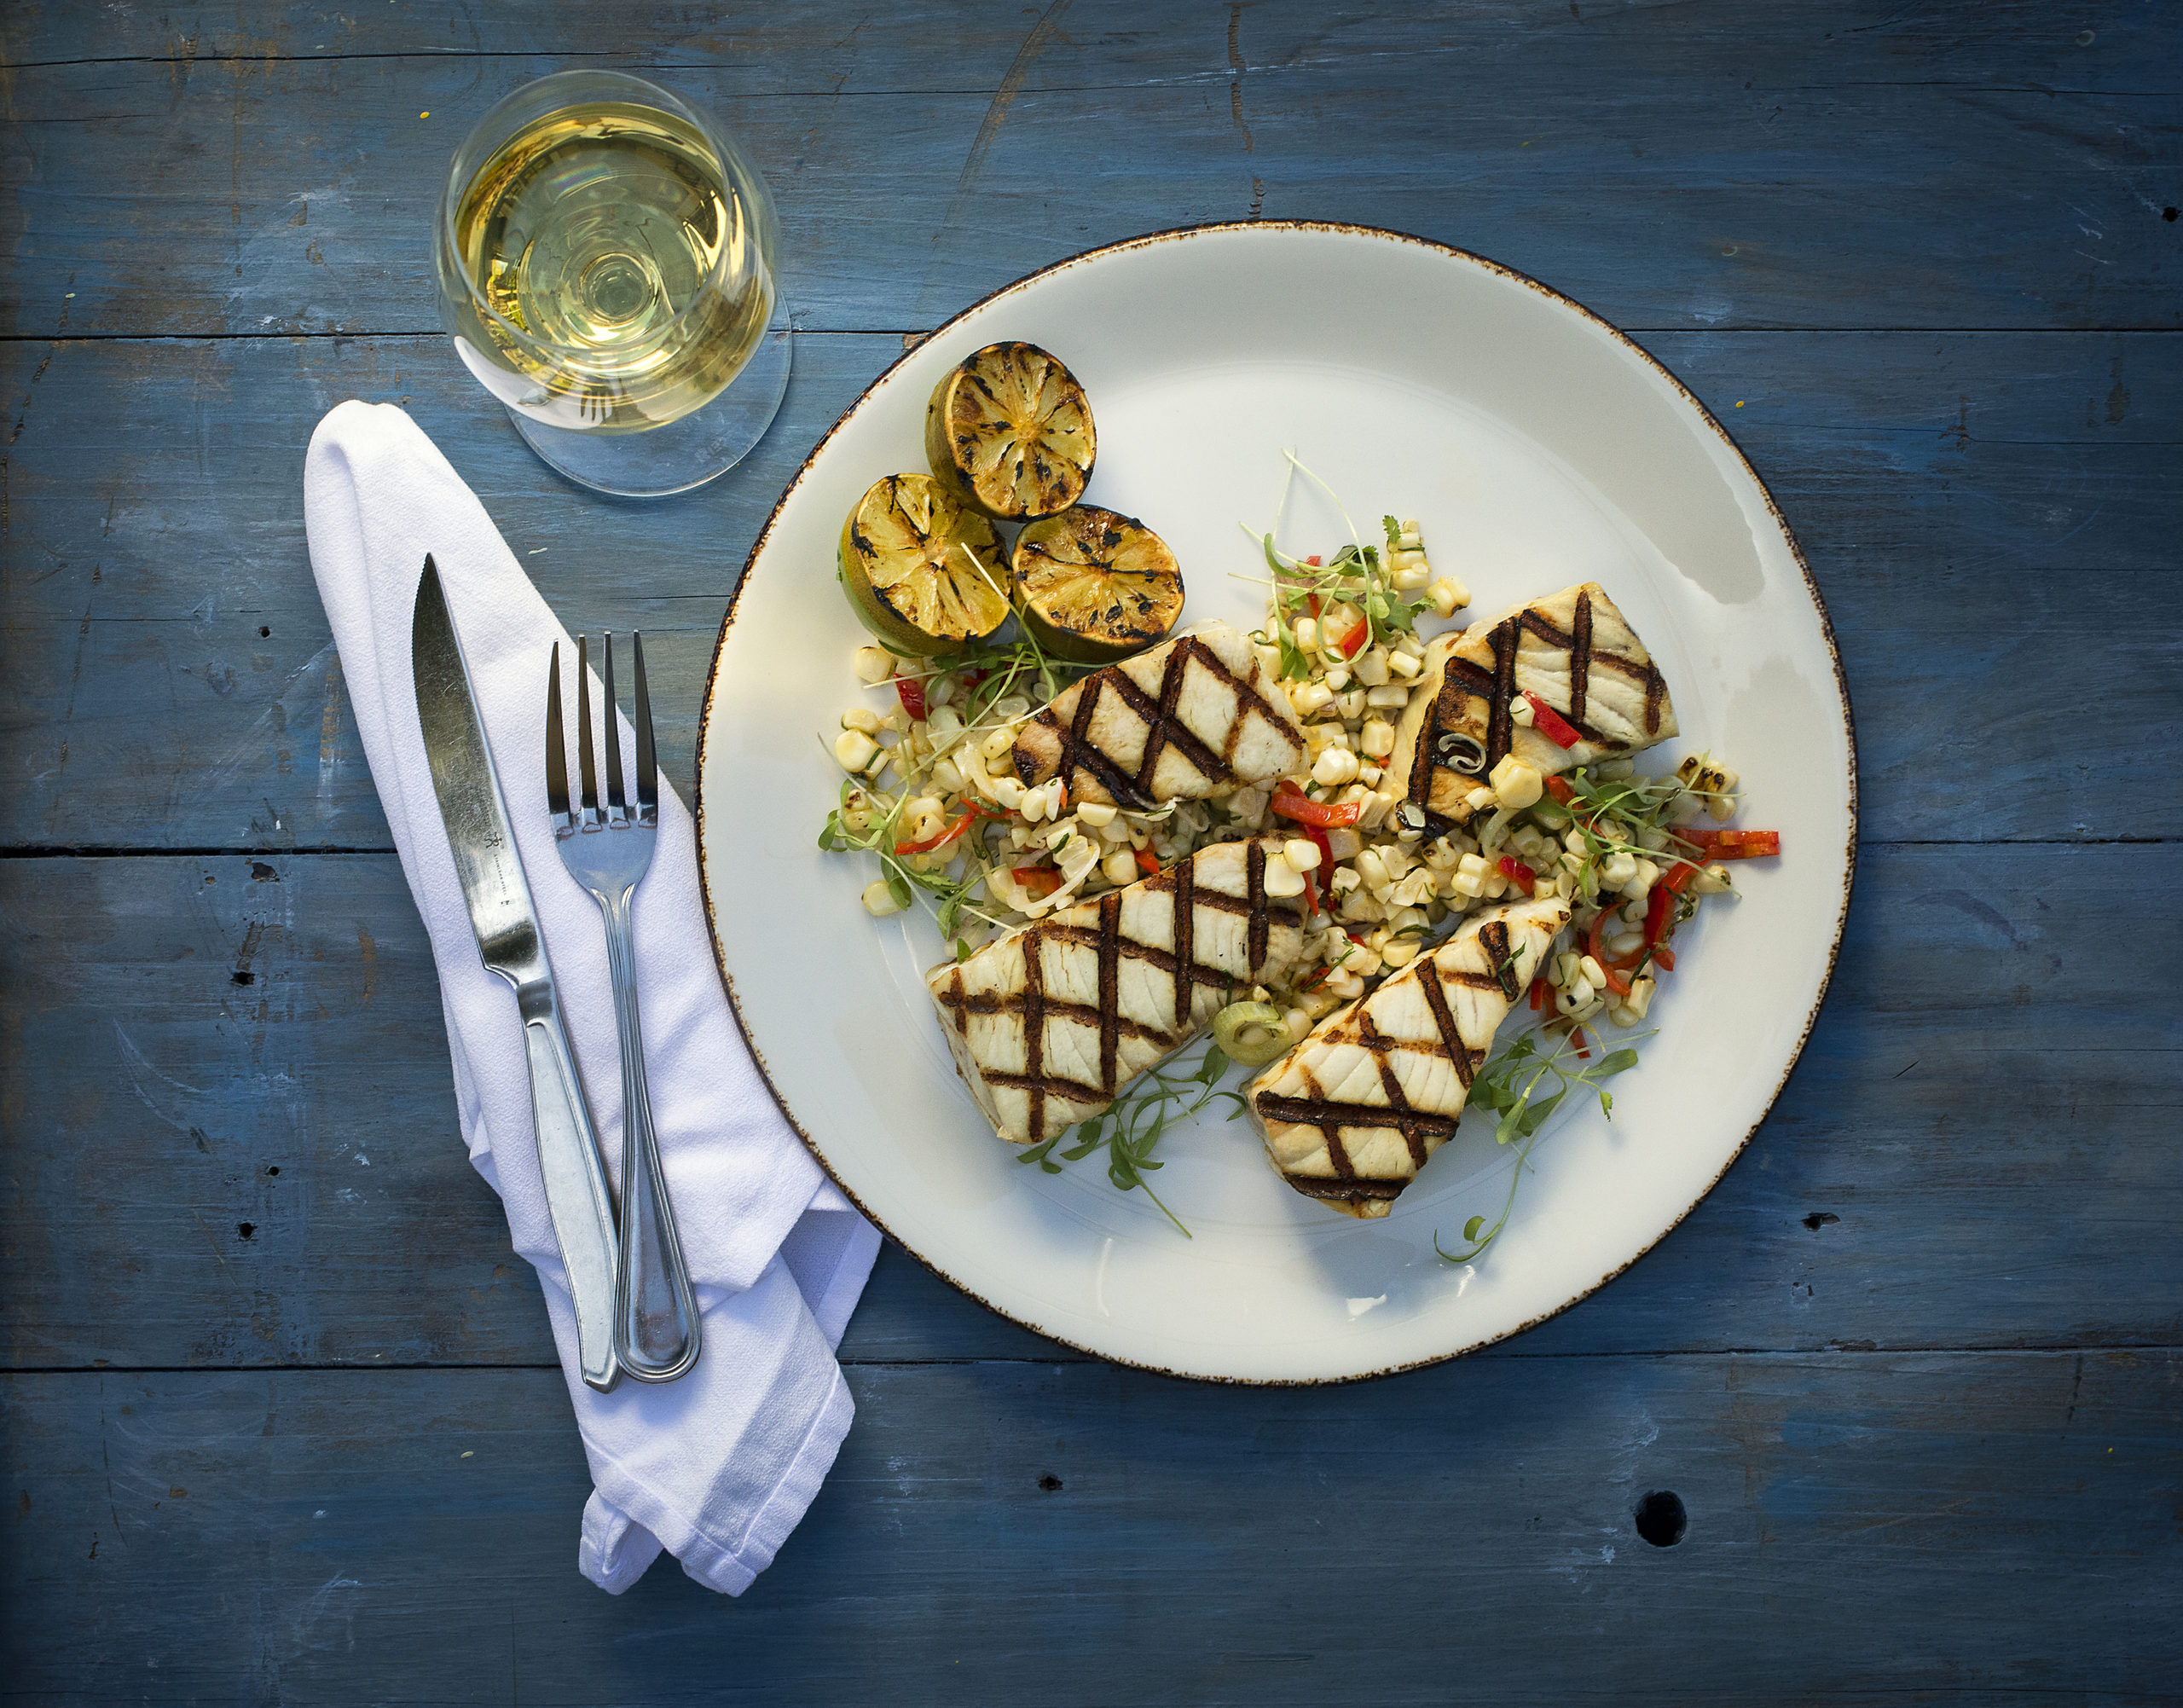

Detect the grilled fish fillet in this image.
[1011,622,1306,808]
[1248,896,1572,1219]
[929,838,1310,1146]
[1386,582,1676,832]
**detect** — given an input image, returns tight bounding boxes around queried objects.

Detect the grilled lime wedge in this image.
[838,474,1010,656]
[1011,505,1184,663]
[924,341,1096,520]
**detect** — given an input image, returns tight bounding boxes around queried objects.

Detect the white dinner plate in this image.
[696,223,1854,1383]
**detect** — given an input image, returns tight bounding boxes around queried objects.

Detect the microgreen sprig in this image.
[1016,1037,1242,1236]
[1433,1028,1648,1263]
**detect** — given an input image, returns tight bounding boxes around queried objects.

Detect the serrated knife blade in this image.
[412,555,621,1392]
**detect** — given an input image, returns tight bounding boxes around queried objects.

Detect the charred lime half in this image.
[924,341,1096,520]
[1011,505,1184,663]
[838,473,1010,656]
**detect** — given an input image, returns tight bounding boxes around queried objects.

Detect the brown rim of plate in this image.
[692,219,1861,1388]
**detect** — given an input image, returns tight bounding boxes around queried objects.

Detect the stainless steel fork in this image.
[547,634,700,1383]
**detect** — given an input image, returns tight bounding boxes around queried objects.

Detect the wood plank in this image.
[4,1353,2177,1703]
[4,3,2179,339]
[4,843,2176,1371]
[3,331,2175,853]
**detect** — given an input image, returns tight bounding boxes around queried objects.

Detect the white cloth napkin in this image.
[303,400,879,1595]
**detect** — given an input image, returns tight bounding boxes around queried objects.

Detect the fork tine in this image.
[632,634,657,825]
[576,634,599,822]
[545,641,571,829]
[602,632,628,821]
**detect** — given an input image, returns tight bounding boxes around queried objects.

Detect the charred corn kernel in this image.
[882,706,910,733]
[842,706,883,736]
[1607,1003,1639,1028]
[1333,688,1365,721]
[1261,854,1307,899]
[929,706,964,738]
[1326,967,1365,1000]
[1622,857,1660,900]
[1490,756,1544,810]
[1294,616,1320,651]
[925,675,955,709]
[1256,644,1285,677]
[1326,827,1364,860]
[1323,666,1351,692]
[1289,680,1335,717]
[1427,577,1467,617]
[1511,696,1536,728]
[1076,801,1117,828]
[1624,974,1657,1021]
[989,775,1025,810]
[852,646,895,685]
[1352,648,1391,687]
[1339,890,1387,923]
[1606,929,1645,958]
[1365,685,1410,710]
[1312,746,1360,786]
[1580,954,1609,988]
[1562,828,1588,856]
[1101,848,1138,886]
[1329,866,1362,895]
[1676,752,1740,820]
[1354,849,1390,889]
[1601,850,1638,888]
[860,880,905,917]
[932,758,966,795]
[1692,861,1734,895]
[1387,650,1421,679]
[1381,938,1419,968]
[1283,837,1323,872]
[1357,763,1385,788]
[979,727,1014,760]
[1555,987,1585,1015]
[834,729,879,771]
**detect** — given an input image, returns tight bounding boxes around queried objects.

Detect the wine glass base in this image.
[507,301,795,499]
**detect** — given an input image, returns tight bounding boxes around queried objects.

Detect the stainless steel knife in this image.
[412,555,621,1392]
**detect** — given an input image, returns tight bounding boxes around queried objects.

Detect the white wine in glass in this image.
[436,72,790,495]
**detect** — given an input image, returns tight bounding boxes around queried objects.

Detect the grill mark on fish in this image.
[1246,841,1269,973]
[1170,852,1196,1029]
[1485,619,1520,770]
[1097,889,1121,1095]
[1256,1092,1463,1143]
[1291,1066,1356,1179]
[1021,927,1049,1142]
[1569,589,1592,727]
[1280,1173,1410,1202]
[1416,964,1478,1091]
[981,1069,1112,1106]
[1479,920,1520,999]
[1038,923,1235,993]
[1356,1012,1428,1169]
[1023,677,1151,806]
[1110,643,1230,795]
[953,987,1169,1047]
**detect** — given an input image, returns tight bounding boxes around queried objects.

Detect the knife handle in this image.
[519,989,622,1393]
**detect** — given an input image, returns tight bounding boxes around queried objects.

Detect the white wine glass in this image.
[435,70,791,498]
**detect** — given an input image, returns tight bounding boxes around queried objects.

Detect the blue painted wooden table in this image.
[3,4,2179,1701]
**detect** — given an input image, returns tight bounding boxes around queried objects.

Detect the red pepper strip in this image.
[1681,828,1781,859]
[1529,974,1551,1013]
[1523,692,1582,750]
[1543,775,1579,808]
[1571,1026,1591,1060]
[1305,556,1323,569]
[1300,863,1322,918]
[895,806,979,857]
[1011,865,1062,900]
[1133,848,1161,877]
[1661,861,1699,896]
[1271,785,1363,830]
[1497,856,1537,898]
[1585,911,1636,997]
[1642,883,1683,964]
[1304,825,1336,877]
[1340,620,1369,658]
[1652,947,1676,972]
[895,675,928,721]
[1297,965,1331,991]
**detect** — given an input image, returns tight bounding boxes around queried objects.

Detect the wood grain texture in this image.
[5,843,2176,1370]
[3,0,2179,1691]
[6,1355,2179,1705]
[3,3,2179,339]
[3,331,2175,853]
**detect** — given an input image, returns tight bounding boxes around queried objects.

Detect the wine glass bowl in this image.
[435,71,791,495]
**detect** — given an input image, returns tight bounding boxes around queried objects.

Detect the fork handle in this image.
[599,889,702,1382]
